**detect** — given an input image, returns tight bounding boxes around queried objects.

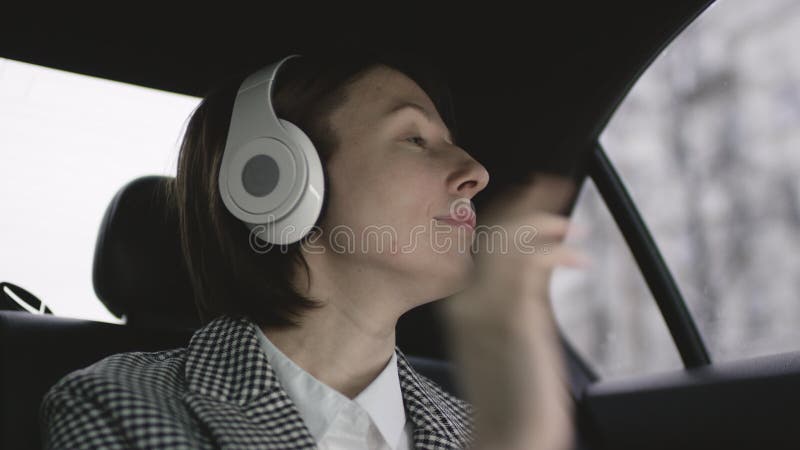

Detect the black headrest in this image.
[93,176,200,329]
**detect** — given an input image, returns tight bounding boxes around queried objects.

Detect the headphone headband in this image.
[218,54,325,246]
[227,54,300,147]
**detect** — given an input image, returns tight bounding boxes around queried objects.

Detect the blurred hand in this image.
[441,172,590,450]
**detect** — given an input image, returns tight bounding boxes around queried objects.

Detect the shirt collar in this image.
[354,350,406,447]
[255,327,407,448]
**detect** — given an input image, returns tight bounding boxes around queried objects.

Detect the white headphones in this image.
[218,54,325,246]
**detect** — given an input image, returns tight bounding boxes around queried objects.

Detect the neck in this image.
[260,250,414,399]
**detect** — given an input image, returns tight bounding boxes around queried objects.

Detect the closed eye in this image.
[406,136,427,148]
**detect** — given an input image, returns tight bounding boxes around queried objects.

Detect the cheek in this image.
[358,162,437,222]
[324,147,444,244]
[383,174,438,238]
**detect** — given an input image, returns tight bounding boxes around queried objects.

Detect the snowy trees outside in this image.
[552,0,800,378]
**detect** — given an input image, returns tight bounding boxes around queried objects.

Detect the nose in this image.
[447,152,490,199]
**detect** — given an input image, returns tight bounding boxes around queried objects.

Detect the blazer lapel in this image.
[396,348,475,449]
[182,315,317,449]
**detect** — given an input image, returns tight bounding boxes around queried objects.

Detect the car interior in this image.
[2,1,799,449]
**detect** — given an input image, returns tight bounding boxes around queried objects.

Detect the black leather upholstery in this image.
[0,311,193,450]
[92,175,199,329]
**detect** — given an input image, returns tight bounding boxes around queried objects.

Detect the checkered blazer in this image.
[40,314,476,449]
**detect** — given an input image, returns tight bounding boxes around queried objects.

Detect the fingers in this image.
[495,241,590,269]
[497,172,577,216]
[535,243,593,269]
[477,212,582,244]
[479,172,579,231]
[523,173,578,216]
[522,213,574,241]
[473,212,588,263]
[477,203,573,235]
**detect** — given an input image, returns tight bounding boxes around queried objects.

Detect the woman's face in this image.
[316,64,490,303]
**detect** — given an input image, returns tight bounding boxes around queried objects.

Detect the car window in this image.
[0,57,200,323]
[599,0,800,363]
[551,180,683,378]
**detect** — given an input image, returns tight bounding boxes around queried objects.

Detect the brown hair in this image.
[165,47,459,328]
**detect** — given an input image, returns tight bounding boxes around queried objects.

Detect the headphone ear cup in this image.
[248,119,325,245]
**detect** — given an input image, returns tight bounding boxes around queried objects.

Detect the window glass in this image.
[0,57,200,323]
[552,180,683,378]
[600,0,800,362]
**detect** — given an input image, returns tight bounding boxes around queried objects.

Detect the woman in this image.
[41,48,588,449]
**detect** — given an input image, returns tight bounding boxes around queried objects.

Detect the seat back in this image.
[0,311,193,450]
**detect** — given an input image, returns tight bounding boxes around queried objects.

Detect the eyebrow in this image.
[382,101,455,144]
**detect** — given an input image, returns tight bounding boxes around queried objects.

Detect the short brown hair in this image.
[166,47,459,328]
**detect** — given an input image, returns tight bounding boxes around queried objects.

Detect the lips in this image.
[434,211,476,229]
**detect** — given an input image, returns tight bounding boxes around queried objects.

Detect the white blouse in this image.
[255,329,414,449]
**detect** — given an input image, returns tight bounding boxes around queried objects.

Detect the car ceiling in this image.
[1,2,713,204]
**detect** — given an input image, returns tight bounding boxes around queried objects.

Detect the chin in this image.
[426,254,474,298]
